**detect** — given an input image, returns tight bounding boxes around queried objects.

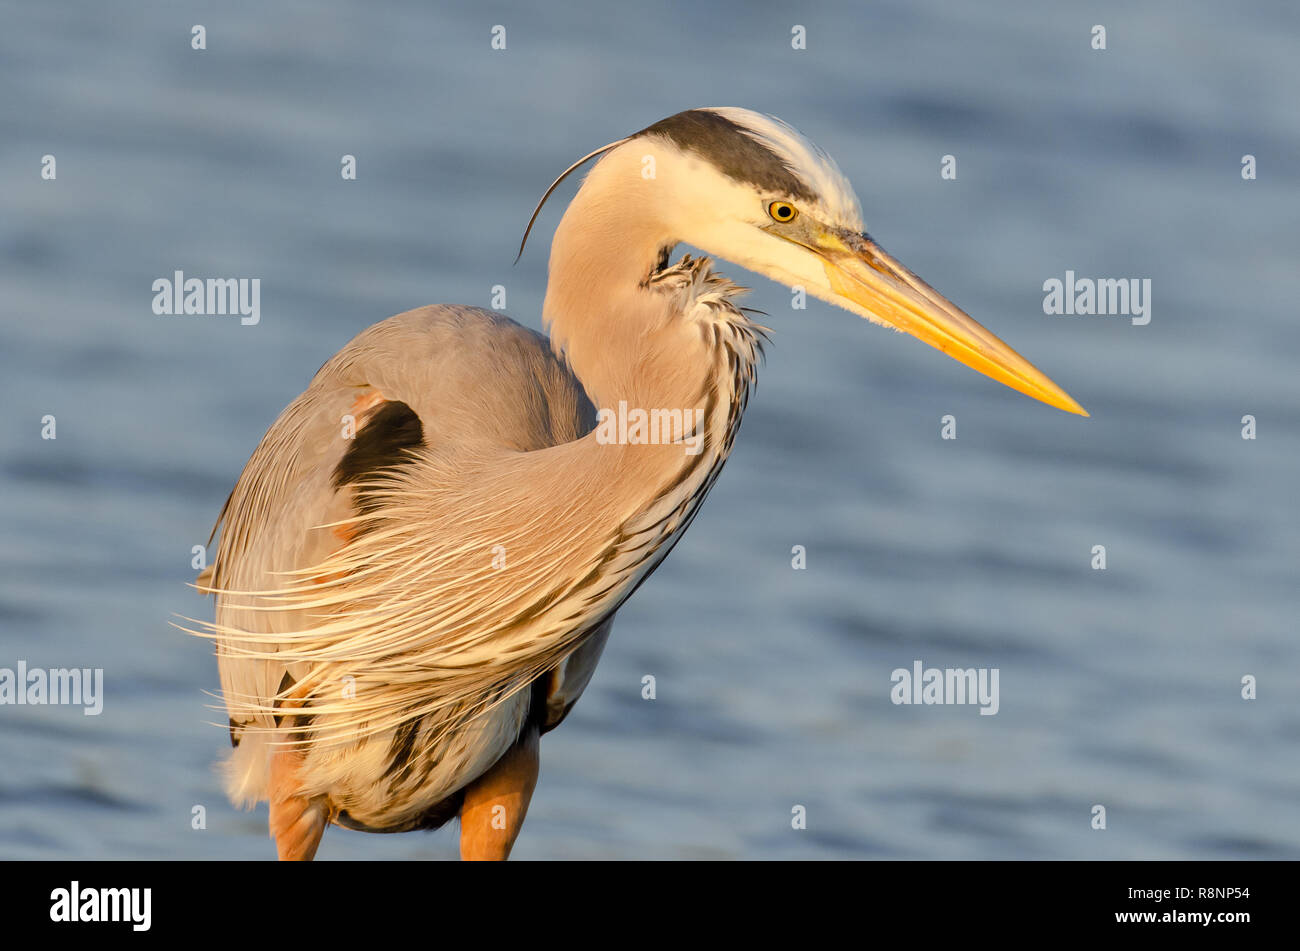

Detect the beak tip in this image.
[1047,392,1089,417]
[1060,394,1089,418]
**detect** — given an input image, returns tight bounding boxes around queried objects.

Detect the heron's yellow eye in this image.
[767,201,797,223]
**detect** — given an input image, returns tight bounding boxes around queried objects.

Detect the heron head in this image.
[633,108,1086,416]
[522,107,1084,416]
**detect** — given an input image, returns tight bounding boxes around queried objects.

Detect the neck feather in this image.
[523,147,765,633]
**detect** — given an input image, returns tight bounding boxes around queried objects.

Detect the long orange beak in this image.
[817,231,1087,416]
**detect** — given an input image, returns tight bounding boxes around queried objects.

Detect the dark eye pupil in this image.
[777,205,791,218]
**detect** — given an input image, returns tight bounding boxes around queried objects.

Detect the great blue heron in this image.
[191,107,1085,861]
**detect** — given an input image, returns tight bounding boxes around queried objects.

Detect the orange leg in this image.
[458,726,540,861]
[268,748,331,861]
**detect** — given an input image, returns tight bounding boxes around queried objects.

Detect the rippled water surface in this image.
[1,1,1297,859]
